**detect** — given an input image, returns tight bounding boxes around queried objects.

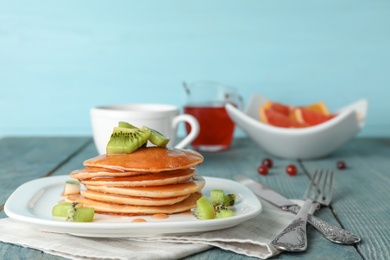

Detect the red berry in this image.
[262,158,273,168]
[286,164,297,176]
[337,161,346,169]
[258,165,269,175]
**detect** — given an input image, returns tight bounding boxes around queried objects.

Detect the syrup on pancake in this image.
[83,147,204,172]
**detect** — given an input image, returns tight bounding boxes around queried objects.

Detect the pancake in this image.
[70,167,148,179]
[85,175,205,198]
[79,168,195,187]
[80,190,190,206]
[65,192,202,215]
[83,147,204,172]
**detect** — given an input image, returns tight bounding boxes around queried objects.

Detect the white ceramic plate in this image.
[4,175,262,237]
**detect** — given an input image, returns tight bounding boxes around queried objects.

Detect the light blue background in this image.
[1,1,389,138]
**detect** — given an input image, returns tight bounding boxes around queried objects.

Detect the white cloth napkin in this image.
[0,199,311,260]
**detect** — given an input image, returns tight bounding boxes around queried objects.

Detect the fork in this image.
[271,170,334,252]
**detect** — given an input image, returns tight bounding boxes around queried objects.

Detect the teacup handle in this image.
[172,114,200,149]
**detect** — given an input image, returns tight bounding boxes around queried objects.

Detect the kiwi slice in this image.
[194,196,215,220]
[215,205,235,219]
[52,202,94,222]
[69,207,95,222]
[63,180,80,195]
[118,121,137,129]
[106,127,151,154]
[118,122,148,148]
[52,202,73,217]
[210,189,225,206]
[223,194,236,207]
[142,126,170,147]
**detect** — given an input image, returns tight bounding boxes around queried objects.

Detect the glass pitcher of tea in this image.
[183,81,243,152]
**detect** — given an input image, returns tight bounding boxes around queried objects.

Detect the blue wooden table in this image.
[0,137,389,259]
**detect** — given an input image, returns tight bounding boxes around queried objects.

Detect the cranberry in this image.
[286,164,297,176]
[258,165,269,175]
[337,160,347,169]
[262,158,273,168]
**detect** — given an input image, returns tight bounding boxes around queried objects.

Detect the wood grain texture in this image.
[301,139,390,260]
[2,137,389,259]
[194,138,362,260]
[0,137,92,206]
[0,137,92,260]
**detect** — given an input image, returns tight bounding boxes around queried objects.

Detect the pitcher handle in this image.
[172,114,199,149]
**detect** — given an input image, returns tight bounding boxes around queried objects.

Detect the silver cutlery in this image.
[235,175,361,245]
[271,170,333,251]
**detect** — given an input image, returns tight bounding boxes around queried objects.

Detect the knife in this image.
[235,175,361,244]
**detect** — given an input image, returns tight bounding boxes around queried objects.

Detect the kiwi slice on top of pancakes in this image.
[142,126,170,147]
[106,127,151,154]
[118,121,170,147]
[117,121,136,128]
[106,122,171,154]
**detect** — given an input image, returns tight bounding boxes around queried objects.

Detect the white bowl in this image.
[226,94,368,159]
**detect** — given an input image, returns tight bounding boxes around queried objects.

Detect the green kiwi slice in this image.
[118,121,137,129]
[210,189,225,206]
[142,126,170,147]
[111,122,170,149]
[70,207,95,222]
[194,191,236,220]
[223,194,236,207]
[106,127,151,154]
[52,202,94,222]
[63,180,80,195]
[194,196,215,220]
[66,203,94,222]
[52,202,73,217]
[215,205,235,219]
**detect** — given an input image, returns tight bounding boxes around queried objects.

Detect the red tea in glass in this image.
[184,102,235,152]
[183,81,242,152]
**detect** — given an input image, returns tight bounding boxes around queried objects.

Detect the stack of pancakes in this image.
[66,147,205,216]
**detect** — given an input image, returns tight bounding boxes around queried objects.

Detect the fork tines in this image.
[304,170,334,206]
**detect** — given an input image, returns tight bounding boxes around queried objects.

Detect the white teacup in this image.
[90,104,200,155]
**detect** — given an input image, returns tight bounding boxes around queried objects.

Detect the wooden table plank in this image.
[300,138,390,260]
[0,137,91,206]
[50,140,98,177]
[0,137,92,260]
[0,244,65,260]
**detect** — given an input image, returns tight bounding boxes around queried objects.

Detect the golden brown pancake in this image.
[80,190,190,206]
[65,192,202,215]
[70,167,148,179]
[79,168,195,187]
[84,176,205,198]
[67,146,205,216]
[83,147,204,172]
